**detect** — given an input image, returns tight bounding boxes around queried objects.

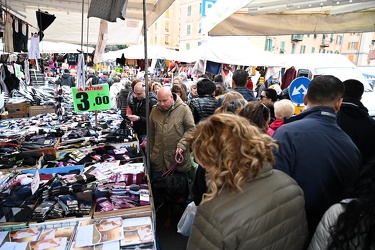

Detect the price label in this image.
[72,84,111,112]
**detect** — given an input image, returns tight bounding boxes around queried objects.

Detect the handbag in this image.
[177,201,197,236]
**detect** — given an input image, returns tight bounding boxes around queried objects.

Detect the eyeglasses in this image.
[259,95,268,99]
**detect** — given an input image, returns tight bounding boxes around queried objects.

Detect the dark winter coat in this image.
[337,97,375,166]
[273,106,361,236]
[188,94,218,124]
[131,92,158,136]
[60,73,75,87]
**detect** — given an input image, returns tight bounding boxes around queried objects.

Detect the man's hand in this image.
[127,114,140,122]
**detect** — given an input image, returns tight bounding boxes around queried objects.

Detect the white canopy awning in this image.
[6,0,175,45]
[204,0,375,36]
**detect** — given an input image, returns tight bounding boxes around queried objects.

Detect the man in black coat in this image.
[126,81,157,142]
[337,79,375,167]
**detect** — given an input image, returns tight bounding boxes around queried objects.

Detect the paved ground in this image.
[155,202,189,250]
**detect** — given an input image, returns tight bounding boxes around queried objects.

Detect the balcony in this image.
[291,35,303,42]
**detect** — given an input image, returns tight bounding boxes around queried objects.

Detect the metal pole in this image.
[143,0,150,174]
[80,0,84,51]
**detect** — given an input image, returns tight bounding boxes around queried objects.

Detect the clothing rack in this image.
[0,4,37,30]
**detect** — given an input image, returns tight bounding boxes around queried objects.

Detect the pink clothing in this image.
[268,119,285,136]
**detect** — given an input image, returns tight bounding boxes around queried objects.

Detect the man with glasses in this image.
[127,81,157,142]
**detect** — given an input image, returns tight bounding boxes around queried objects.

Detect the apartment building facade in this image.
[148,0,375,66]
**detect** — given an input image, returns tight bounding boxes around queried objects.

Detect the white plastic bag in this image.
[177,201,197,236]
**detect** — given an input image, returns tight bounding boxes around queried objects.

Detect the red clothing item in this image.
[246,79,254,91]
[268,119,285,136]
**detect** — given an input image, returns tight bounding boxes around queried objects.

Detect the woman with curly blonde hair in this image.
[187,113,308,250]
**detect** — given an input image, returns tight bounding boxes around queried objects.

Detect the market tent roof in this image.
[102,45,181,61]
[34,41,95,54]
[204,0,375,36]
[179,36,281,66]
[6,0,175,45]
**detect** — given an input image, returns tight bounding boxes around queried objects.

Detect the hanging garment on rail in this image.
[28,33,41,60]
[4,13,14,53]
[12,18,28,52]
[88,0,128,22]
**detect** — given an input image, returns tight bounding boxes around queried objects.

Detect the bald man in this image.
[149,87,195,178]
[127,81,157,142]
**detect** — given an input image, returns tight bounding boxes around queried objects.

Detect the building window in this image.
[265,39,273,51]
[198,41,201,46]
[336,35,342,45]
[198,23,201,34]
[319,48,325,53]
[300,45,306,54]
[186,43,190,50]
[330,34,334,43]
[280,41,285,53]
[165,36,169,45]
[291,43,296,54]
[165,22,169,32]
[187,6,192,16]
[307,34,310,38]
[348,42,358,50]
[313,34,317,39]
[154,23,157,30]
[165,9,169,18]
[311,47,315,53]
[187,24,191,35]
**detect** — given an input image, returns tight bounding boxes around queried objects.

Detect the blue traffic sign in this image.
[289,77,311,104]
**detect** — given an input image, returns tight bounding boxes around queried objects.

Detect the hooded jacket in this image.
[337,97,375,166]
[273,106,361,235]
[149,93,195,173]
[60,73,75,87]
[187,163,308,250]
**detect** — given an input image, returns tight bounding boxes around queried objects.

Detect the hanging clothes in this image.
[94,20,108,64]
[0,65,9,93]
[28,33,41,60]
[88,0,128,22]
[12,18,21,52]
[4,13,14,53]
[20,21,29,52]
[281,66,297,90]
[76,53,86,90]
[24,59,30,85]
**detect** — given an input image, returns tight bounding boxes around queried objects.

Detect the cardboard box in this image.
[8,112,29,119]
[29,105,55,117]
[6,102,29,113]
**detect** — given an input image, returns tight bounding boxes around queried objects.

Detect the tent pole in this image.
[80,0,84,51]
[143,0,150,174]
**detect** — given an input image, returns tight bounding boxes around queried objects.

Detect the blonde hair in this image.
[188,114,277,204]
[274,99,295,119]
[215,91,246,114]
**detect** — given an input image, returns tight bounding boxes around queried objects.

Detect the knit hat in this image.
[197,79,216,95]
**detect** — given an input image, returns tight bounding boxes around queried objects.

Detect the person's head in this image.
[190,84,198,97]
[239,101,271,133]
[214,74,224,83]
[274,99,295,120]
[260,88,278,103]
[215,98,247,114]
[232,69,248,87]
[157,87,175,111]
[134,81,146,100]
[113,76,121,83]
[171,85,187,101]
[305,75,344,111]
[342,79,364,101]
[221,91,244,107]
[173,76,183,86]
[152,82,162,94]
[197,78,216,96]
[121,72,128,79]
[88,69,95,75]
[131,78,143,90]
[102,70,109,76]
[178,72,188,82]
[214,85,224,97]
[188,113,277,203]
[64,69,70,74]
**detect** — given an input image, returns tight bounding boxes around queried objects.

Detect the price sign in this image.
[72,84,111,112]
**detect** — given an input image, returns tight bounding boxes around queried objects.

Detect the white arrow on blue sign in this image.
[288,77,311,104]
